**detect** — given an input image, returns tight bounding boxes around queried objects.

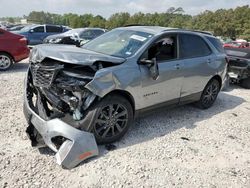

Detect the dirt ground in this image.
[0,60,250,188]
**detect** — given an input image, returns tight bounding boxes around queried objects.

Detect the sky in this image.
[0,0,249,18]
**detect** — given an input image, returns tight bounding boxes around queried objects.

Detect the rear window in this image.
[179,34,211,59]
[206,36,224,53]
[46,26,63,33]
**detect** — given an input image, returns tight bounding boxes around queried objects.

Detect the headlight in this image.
[49,38,62,43]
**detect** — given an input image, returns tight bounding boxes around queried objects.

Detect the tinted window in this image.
[46,26,63,33]
[206,36,224,53]
[80,30,93,39]
[179,34,211,59]
[33,26,44,33]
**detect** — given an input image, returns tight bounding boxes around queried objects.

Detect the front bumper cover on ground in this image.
[23,73,99,169]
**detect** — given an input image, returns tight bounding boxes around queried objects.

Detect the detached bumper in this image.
[23,72,98,169]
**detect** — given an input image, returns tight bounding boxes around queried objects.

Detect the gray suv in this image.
[24,26,227,168]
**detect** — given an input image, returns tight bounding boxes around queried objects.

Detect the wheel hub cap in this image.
[0,55,11,69]
[95,104,128,138]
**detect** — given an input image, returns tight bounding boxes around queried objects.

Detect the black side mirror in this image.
[140,58,159,80]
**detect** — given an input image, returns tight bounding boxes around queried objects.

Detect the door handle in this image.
[175,64,180,69]
[207,59,211,64]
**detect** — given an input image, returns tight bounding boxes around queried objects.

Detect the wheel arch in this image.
[0,51,14,62]
[103,89,135,116]
[210,75,222,89]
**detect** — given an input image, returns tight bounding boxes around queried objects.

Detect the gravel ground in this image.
[0,60,250,188]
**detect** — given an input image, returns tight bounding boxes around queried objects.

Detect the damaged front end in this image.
[23,58,102,169]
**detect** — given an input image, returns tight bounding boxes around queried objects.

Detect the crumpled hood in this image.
[30,44,126,65]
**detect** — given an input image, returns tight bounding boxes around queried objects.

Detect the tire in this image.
[196,79,220,109]
[0,52,13,71]
[79,95,133,144]
[239,77,250,89]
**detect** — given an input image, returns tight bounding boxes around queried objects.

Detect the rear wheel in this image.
[239,77,250,89]
[0,53,13,71]
[80,95,133,144]
[196,79,220,109]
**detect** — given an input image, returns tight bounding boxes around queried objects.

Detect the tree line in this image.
[1,6,250,39]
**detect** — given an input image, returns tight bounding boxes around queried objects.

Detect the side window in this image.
[205,36,224,53]
[80,30,92,39]
[46,26,63,33]
[143,35,177,62]
[179,34,211,59]
[92,30,104,37]
[33,26,45,33]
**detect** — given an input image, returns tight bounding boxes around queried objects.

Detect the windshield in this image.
[83,29,153,58]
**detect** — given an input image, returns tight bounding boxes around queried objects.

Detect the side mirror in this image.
[140,58,159,80]
[29,29,34,33]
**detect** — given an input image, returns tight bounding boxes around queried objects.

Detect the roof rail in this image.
[162,28,213,36]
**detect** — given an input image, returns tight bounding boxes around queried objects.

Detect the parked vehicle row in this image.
[13,24,70,45]
[0,28,30,70]
[224,41,250,49]
[23,26,227,168]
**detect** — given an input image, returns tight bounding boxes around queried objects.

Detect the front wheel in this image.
[80,95,133,144]
[0,53,13,71]
[196,79,220,109]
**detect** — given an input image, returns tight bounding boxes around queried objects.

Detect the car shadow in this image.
[93,91,245,162]
[39,90,246,169]
[1,61,29,73]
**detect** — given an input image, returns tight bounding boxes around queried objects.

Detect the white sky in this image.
[0,0,249,18]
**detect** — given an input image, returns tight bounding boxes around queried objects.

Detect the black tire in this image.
[239,77,250,89]
[0,52,13,71]
[196,79,220,109]
[79,95,133,144]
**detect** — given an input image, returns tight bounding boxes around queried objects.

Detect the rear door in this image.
[46,25,63,38]
[178,33,215,100]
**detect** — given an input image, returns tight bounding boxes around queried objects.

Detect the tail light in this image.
[19,37,28,45]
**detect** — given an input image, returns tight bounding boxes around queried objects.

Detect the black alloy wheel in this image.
[197,79,220,109]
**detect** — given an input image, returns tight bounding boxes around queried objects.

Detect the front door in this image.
[29,26,45,45]
[139,34,184,109]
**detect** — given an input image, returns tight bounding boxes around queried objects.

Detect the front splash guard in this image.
[30,114,99,169]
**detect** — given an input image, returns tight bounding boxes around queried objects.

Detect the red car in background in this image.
[224,41,250,49]
[0,28,30,70]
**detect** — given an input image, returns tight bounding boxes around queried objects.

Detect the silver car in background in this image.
[23,26,227,168]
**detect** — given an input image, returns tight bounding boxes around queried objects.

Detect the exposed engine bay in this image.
[29,59,98,122]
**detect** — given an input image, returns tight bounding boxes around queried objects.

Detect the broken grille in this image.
[31,65,62,88]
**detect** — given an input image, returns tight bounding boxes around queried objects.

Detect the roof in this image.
[118,26,214,37]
